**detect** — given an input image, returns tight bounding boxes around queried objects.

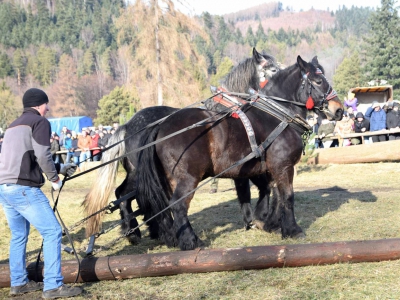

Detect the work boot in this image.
[42,284,82,299]
[10,280,43,295]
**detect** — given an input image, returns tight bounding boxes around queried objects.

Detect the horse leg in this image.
[273,166,303,238]
[115,173,141,244]
[263,184,282,233]
[171,179,204,251]
[234,178,253,230]
[248,174,273,230]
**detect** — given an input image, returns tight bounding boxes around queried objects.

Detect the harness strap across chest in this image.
[211,88,259,153]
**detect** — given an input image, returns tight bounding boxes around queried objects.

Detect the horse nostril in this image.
[335,108,344,120]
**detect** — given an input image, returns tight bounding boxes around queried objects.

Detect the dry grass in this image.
[1,163,400,299]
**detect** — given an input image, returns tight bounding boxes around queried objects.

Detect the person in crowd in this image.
[58,126,70,163]
[386,102,400,140]
[70,131,80,169]
[113,122,119,131]
[318,118,335,148]
[98,131,108,151]
[58,126,69,147]
[110,128,116,135]
[334,111,354,146]
[347,106,356,121]
[307,115,322,148]
[365,101,387,142]
[353,112,370,145]
[78,129,92,163]
[0,88,82,298]
[102,128,111,142]
[64,132,73,163]
[50,136,60,163]
[98,124,104,134]
[344,92,358,112]
[90,131,101,161]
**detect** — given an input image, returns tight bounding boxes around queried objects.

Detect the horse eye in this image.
[313,79,323,85]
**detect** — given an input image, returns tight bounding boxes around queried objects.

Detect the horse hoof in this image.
[253,220,265,230]
[293,232,306,239]
[127,234,141,245]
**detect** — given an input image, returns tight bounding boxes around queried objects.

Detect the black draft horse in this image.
[133,56,343,250]
[83,48,280,242]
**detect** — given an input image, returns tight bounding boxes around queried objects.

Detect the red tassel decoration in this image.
[231,112,239,119]
[306,96,314,110]
[259,79,268,89]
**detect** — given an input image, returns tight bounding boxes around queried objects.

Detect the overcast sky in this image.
[175,0,382,16]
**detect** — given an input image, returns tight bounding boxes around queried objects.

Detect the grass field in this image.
[1,163,400,299]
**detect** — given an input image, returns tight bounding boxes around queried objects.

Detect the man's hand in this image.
[60,163,78,177]
[51,178,63,191]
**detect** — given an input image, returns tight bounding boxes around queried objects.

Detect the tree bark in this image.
[308,140,400,165]
[1,238,400,287]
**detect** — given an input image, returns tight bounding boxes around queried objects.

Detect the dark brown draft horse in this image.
[83,48,280,242]
[134,56,343,250]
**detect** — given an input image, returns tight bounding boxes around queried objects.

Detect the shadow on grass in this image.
[109,184,377,257]
[294,185,377,230]
[296,164,329,175]
[0,185,378,263]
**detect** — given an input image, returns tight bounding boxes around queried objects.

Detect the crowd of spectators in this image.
[49,122,119,171]
[308,99,400,149]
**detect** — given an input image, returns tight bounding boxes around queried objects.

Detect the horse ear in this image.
[253,48,267,65]
[297,55,309,72]
[311,56,319,66]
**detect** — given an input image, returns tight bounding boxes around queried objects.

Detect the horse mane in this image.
[221,57,258,93]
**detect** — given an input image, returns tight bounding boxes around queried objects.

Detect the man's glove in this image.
[60,163,78,177]
[51,178,63,191]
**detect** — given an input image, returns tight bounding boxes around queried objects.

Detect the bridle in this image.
[299,67,338,118]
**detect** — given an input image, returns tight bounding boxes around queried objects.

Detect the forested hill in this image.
[0,0,397,130]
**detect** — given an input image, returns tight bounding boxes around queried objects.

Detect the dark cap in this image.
[22,88,49,108]
[355,112,364,118]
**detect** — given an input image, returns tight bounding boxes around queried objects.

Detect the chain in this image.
[65,204,112,233]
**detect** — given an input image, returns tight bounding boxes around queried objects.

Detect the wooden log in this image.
[1,238,400,287]
[308,140,400,165]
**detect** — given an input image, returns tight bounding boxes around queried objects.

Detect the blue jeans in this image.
[79,150,91,164]
[0,184,63,291]
[73,156,79,166]
[65,152,74,164]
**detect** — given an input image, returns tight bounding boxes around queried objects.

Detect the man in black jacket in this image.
[386,102,400,140]
[0,88,82,298]
[353,112,370,145]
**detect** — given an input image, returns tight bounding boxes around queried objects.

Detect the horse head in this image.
[296,55,343,121]
[222,48,281,93]
[252,48,280,88]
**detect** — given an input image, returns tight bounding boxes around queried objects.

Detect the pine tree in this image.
[363,0,400,94]
[0,53,12,78]
[35,46,56,86]
[245,26,256,46]
[52,54,81,116]
[0,82,21,130]
[95,86,138,125]
[13,49,26,86]
[114,0,208,107]
[333,52,362,99]
[210,56,234,86]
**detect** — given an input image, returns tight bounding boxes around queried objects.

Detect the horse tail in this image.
[136,126,176,246]
[83,126,127,238]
